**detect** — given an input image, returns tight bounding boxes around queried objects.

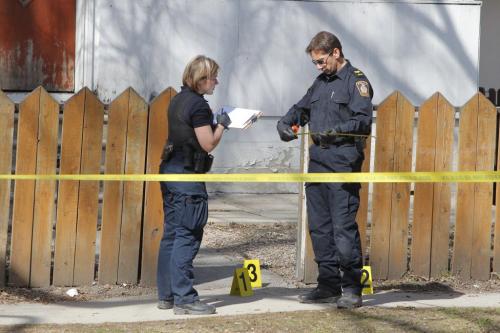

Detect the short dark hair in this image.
[306,31,344,57]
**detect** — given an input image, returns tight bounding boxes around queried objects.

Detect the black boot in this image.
[337,292,362,309]
[173,301,216,315]
[157,299,174,310]
[298,287,341,304]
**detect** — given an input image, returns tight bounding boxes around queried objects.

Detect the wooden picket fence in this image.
[0,86,174,287]
[299,91,500,282]
[0,87,499,288]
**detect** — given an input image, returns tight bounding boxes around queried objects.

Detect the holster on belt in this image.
[161,143,174,162]
[183,142,213,173]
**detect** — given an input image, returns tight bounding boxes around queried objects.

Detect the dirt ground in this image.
[1,222,500,305]
[2,308,500,332]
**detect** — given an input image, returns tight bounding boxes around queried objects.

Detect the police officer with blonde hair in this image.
[157,55,231,315]
[277,31,373,309]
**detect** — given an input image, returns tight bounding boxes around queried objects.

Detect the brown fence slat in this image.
[141,87,175,285]
[370,92,397,279]
[471,95,496,280]
[73,89,104,285]
[387,93,413,279]
[453,93,496,280]
[453,97,476,279]
[297,128,318,283]
[495,110,500,273]
[53,89,85,286]
[357,136,372,259]
[411,93,454,277]
[0,91,14,286]
[99,89,130,284]
[53,88,104,286]
[429,95,454,278]
[9,88,41,286]
[370,91,413,279]
[117,89,148,283]
[30,88,59,287]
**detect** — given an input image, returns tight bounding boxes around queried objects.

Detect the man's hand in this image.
[216,112,232,129]
[277,121,298,142]
[311,129,338,147]
[322,129,338,138]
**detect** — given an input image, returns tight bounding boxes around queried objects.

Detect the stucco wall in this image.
[70,0,481,193]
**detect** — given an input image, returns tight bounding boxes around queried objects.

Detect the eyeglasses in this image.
[311,52,332,66]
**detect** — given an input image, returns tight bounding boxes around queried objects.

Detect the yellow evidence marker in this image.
[361,265,373,295]
[243,259,262,288]
[230,268,253,296]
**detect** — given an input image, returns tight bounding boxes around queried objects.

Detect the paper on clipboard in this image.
[220,106,263,129]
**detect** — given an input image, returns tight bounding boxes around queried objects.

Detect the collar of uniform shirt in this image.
[322,60,351,81]
[336,60,351,79]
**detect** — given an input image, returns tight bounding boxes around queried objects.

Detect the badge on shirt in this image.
[356,81,370,97]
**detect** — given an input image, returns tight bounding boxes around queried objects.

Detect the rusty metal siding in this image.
[0,0,76,91]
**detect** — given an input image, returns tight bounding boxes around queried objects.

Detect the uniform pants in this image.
[157,158,208,305]
[306,144,364,295]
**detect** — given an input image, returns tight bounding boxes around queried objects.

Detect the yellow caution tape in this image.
[1,171,500,183]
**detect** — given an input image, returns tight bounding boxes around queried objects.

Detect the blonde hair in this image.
[182,55,219,92]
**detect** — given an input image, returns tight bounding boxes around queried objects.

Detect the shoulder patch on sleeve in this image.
[355,80,370,97]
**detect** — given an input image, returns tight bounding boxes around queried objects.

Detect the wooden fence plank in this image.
[9,88,41,286]
[303,132,319,283]
[141,87,175,285]
[453,95,477,279]
[495,111,500,273]
[0,91,14,286]
[73,89,104,285]
[30,88,59,287]
[53,89,85,286]
[471,94,496,280]
[357,136,372,260]
[53,88,104,286]
[371,91,414,279]
[411,95,437,277]
[297,127,318,283]
[387,93,414,279]
[453,93,496,279]
[412,93,454,278]
[371,92,398,279]
[429,95,454,278]
[99,89,130,284]
[117,89,148,283]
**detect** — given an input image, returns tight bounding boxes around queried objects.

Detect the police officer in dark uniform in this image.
[277,31,373,309]
[157,55,231,315]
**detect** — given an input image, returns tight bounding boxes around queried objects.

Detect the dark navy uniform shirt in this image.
[176,86,214,128]
[166,86,215,153]
[282,61,373,135]
[280,61,373,172]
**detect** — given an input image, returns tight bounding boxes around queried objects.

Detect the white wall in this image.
[72,0,481,193]
[480,0,500,90]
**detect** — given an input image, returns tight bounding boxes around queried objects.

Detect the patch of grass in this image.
[1,308,499,333]
[439,308,500,332]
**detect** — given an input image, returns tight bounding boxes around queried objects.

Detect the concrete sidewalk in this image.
[0,193,499,326]
[1,248,499,325]
[208,193,299,224]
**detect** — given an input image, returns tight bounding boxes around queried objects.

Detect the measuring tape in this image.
[1,171,500,183]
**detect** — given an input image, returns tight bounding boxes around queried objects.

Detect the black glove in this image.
[277,121,297,142]
[311,129,338,147]
[216,112,232,129]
